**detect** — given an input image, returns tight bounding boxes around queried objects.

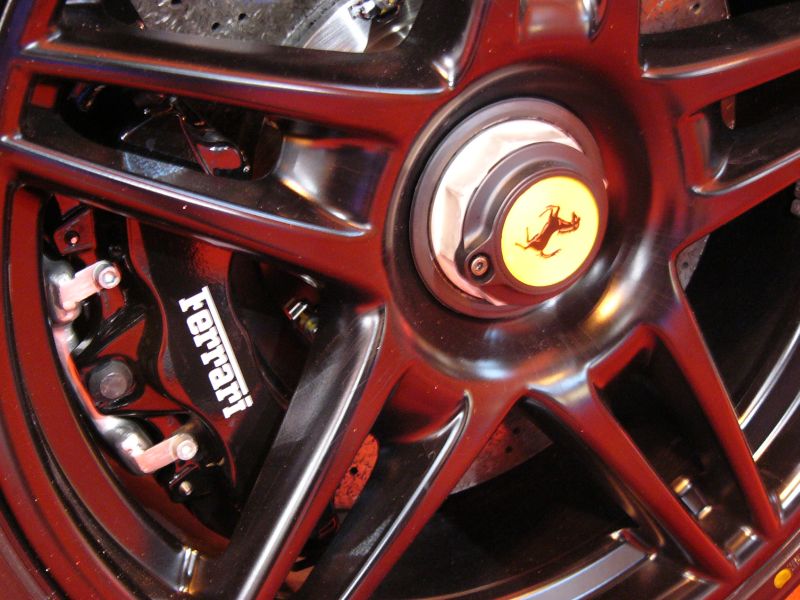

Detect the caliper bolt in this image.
[95,262,122,289]
[178,481,194,496]
[174,435,199,461]
[89,360,135,403]
[469,254,490,278]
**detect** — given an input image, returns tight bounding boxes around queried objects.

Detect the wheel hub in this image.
[411,98,607,318]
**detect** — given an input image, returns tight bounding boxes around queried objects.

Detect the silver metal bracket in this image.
[119,430,199,474]
[45,258,200,477]
[47,259,122,324]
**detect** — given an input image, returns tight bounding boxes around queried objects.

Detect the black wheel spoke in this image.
[642,4,800,115]
[0,134,389,294]
[685,167,800,245]
[655,292,780,537]
[296,377,524,599]
[16,45,440,139]
[526,375,736,579]
[296,399,468,599]
[13,0,483,139]
[195,305,409,599]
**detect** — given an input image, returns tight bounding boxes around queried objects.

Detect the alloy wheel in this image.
[1,1,800,599]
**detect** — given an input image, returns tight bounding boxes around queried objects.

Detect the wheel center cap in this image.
[411,98,608,318]
[500,176,600,289]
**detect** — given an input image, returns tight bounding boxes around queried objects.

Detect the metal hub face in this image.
[412,98,607,318]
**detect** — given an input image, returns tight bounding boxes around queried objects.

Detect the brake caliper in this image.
[45,201,310,534]
[126,220,286,496]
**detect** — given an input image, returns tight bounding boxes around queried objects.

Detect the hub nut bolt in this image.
[89,360,135,403]
[469,254,490,278]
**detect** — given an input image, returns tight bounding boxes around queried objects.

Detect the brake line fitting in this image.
[284,298,319,340]
[349,0,400,20]
[45,257,201,477]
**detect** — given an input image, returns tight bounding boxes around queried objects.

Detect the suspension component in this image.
[119,95,249,177]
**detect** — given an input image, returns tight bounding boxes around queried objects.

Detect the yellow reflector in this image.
[775,568,793,589]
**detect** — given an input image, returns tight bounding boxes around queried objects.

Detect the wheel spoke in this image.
[194,305,410,599]
[0,134,388,295]
[296,379,521,599]
[296,400,468,599]
[642,4,800,115]
[8,0,485,139]
[527,375,736,579]
[655,291,780,536]
[15,46,436,139]
[667,140,800,254]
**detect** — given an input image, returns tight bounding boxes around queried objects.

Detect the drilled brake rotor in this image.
[129,0,420,52]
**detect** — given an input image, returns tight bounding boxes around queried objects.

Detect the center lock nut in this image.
[412,98,608,318]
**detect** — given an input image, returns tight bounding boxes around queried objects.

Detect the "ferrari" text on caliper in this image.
[179,287,253,419]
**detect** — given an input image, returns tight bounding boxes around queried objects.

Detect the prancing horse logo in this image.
[515,205,581,258]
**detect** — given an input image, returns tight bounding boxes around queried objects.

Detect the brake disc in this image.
[129,0,420,52]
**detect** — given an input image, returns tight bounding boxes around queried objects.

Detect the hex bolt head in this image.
[94,262,122,289]
[178,481,194,496]
[174,435,199,461]
[89,360,135,403]
[469,254,490,278]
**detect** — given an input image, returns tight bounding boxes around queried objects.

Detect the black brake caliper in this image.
[127,220,287,499]
[47,197,325,539]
